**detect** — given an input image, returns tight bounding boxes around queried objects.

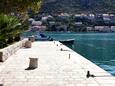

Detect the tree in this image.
[0,0,43,48]
[0,14,22,42]
[0,0,42,14]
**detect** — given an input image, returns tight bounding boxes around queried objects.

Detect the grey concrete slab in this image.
[0,41,115,86]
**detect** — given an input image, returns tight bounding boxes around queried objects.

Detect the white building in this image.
[88,14,95,20]
[74,14,81,17]
[86,27,93,32]
[94,26,111,32]
[32,21,42,26]
[41,15,54,21]
[103,14,111,22]
[74,22,83,26]
[58,13,70,21]
[111,26,115,32]
[31,25,47,32]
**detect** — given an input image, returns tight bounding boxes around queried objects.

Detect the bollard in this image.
[24,40,32,48]
[86,71,90,78]
[29,58,38,69]
[69,54,71,59]
[29,36,35,42]
[86,71,95,78]
[0,84,3,86]
[60,48,63,51]
[0,52,3,62]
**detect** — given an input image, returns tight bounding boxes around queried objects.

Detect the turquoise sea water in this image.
[22,32,115,76]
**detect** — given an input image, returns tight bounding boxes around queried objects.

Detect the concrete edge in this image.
[0,39,28,62]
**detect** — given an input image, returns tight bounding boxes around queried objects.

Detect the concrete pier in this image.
[0,41,115,86]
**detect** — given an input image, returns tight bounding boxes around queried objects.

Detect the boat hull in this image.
[59,39,74,44]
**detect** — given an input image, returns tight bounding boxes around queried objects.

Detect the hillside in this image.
[40,0,115,14]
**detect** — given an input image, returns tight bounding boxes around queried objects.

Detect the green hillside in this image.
[40,0,115,14]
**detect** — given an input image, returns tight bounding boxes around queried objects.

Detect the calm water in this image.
[22,32,115,76]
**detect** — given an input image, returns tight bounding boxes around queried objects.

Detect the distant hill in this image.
[40,0,115,14]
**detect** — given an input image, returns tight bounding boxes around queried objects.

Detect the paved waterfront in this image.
[0,41,115,86]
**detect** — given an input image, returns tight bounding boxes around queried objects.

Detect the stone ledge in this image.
[0,39,28,62]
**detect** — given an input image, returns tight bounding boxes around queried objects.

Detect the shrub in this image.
[0,14,28,48]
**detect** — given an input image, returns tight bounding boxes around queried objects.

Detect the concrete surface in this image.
[0,41,115,86]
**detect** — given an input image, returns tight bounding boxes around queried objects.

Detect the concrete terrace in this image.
[0,41,115,86]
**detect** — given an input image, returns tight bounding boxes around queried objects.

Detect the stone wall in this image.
[0,39,28,62]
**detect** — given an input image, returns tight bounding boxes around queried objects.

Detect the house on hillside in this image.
[73,14,82,22]
[56,13,70,22]
[95,14,104,25]
[30,25,47,32]
[110,14,115,25]
[74,22,83,26]
[102,14,111,24]
[49,21,56,26]
[28,18,35,25]
[32,21,42,26]
[88,14,95,20]
[87,14,95,24]
[86,26,94,32]
[94,26,111,32]
[41,15,54,22]
[111,26,115,32]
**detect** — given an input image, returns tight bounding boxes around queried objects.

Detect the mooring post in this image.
[86,71,90,78]
[60,48,63,51]
[0,84,3,86]
[86,71,95,78]
[69,53,71,59]
[29,57,38,69]
[24,40,32,48]
[29,36,35,42]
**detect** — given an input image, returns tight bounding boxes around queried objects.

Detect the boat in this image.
[34,33,53,41]
[59,39,75,44]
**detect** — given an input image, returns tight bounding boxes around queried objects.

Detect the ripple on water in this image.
[99,64,115,75]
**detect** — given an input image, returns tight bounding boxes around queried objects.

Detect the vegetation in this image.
[0,0,42,48]
[0,0,42,14]
[40,0,115,13]
[0,14,28,48]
